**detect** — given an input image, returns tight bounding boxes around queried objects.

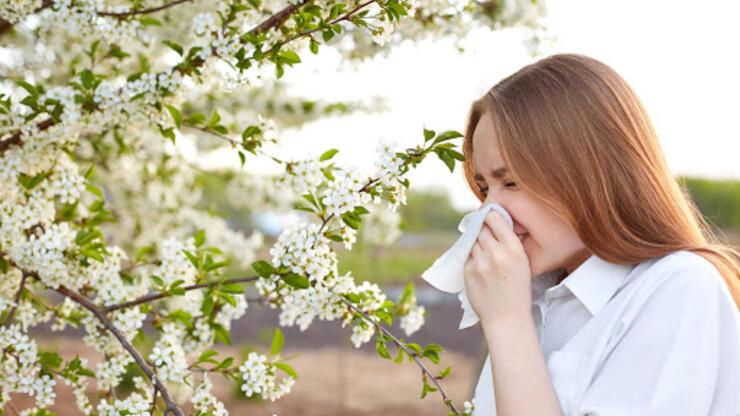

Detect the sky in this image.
[202,0,740,212]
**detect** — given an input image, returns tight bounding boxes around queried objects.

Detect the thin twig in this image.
[339,295,462,415]
[104,275,260,313]
[98,0,194,18]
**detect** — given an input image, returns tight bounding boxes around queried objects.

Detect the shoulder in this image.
[636,249,727,295]
[619,250,737,323]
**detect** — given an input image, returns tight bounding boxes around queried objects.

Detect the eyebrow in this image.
[473,167,508,182]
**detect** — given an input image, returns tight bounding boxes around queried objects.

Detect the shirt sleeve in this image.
[575,258,740,416]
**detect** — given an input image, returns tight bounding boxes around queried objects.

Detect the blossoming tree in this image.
[0,0,549,414]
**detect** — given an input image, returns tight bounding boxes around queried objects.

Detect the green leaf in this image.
[277,50,301,65]
[162,40,184,56]
[393,347,404,363]
[187,112,206,125]
[434,148,455,172]
[269,327,284,356]
[183,249,200,268]
[80,248,104,262]
[242,125,261,140]
[422,343,443,364]
[437,366,451,379]
[201,293,214,315]
[38,351,63,370]
[251,260,274,278]
[80,69,95,90]
[375,337,390,359]
[423,128,436,141]
[273,361,298,379]
[207,110,221,127]
[139,16,161,26]
[84,164,95,179]
[217,357,234,369]
[319,148,339,161]
[151,275,165,287]
[194,229,206,247]
[85,183,103,199]
[221,283,244,294]
[399,282,415,307]
[341,213,361,230]
[282,272,309,289]
[212,323,231,345]
[16,80,39,97]
[309,38,320,54]
[197,350,219,365]
[432,130,462,144]
[166,104,183,128]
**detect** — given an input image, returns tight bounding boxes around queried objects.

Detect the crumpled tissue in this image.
[420,202,514,329]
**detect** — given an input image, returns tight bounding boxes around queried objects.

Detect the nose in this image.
[480,196,525,234]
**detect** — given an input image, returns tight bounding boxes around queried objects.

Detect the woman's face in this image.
[471,111,591,278]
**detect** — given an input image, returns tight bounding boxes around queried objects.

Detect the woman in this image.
[461,53,740,415]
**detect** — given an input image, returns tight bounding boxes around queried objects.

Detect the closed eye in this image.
[476,181,516,194]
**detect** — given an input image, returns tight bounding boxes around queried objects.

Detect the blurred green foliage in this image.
[680,176,740,230]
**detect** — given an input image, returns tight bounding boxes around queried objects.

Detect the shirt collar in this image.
[532,254,635,316]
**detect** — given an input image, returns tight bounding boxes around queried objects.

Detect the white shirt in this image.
[473,249,740,415]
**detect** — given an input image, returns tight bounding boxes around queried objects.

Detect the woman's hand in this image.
[463,210,533,327]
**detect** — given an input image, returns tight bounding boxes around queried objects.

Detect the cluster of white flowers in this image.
[238,351,295,402]
[342,280,388,346]
[373,139,408,210]
[45,157,86,204]
[272,274,350,331]
[148,323,190,384]
[0,324,56,410]
[9,222,75,289]
[156,237,198,287]
[59,356,94,415]
[41,0,152,45]
[278,158,325,196]
[350,319,375,348]
[268,222,338,284]
[320,166,373,218]
[96,391,152,416]
[193,12,219,37]
[0,0,42,24]
[463,398,476,415]
[399,302,426,337]
[191,373,228,416]
[82,246,142,304]
[96,353,134,392]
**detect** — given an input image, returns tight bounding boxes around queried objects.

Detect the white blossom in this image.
[238,351,295,402]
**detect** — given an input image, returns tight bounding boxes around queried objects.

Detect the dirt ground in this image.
[6,336,481,415]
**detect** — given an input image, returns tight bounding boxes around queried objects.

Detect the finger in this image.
[477,222,499,250]
[471,240,483,257]
[484,210,518,247]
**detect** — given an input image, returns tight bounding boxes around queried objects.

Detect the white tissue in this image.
[420,202,514,329]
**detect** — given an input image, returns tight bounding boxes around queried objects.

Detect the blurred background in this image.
[10,0,740,414]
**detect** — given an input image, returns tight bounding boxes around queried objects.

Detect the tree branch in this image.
[339,295,462,415]
[17,271,185,416]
